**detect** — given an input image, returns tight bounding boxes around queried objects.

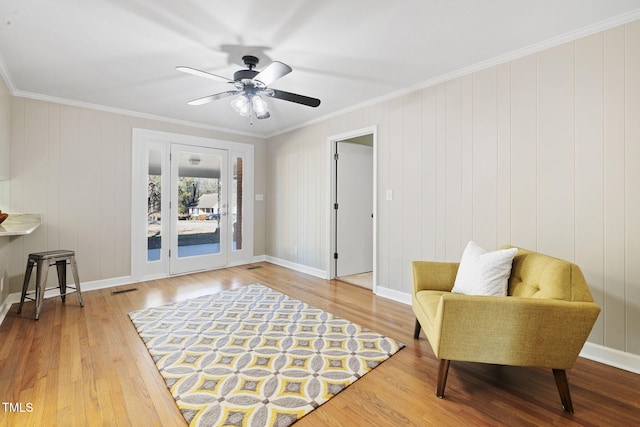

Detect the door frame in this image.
[326,125,377,292]
[131,128,254,282]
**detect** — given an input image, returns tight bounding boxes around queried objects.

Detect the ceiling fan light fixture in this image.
[231,94,251,117]
[252,95,270,119]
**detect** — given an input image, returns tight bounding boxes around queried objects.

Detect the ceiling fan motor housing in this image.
[234,69,259,82]
[235,55,261,83]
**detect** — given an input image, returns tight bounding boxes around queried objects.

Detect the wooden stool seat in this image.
[17,250,84,320]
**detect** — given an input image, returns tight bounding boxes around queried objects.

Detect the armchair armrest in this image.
[412,261,459,293]
[433,293,601,369]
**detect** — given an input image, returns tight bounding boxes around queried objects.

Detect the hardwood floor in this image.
[0,262,638,426]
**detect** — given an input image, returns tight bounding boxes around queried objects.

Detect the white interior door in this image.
[170,144,228,275]
[335,141,373,277]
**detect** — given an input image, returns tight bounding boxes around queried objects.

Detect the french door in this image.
[170,145,228,274]
[132,129,254,282]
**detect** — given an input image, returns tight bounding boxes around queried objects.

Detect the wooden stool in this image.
[17,250,84,320]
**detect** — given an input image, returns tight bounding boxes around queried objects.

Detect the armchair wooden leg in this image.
[552,369,574,413]
[413,319,422,339]
[436,359,451,398]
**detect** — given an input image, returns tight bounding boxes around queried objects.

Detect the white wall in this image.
[0,74,10,309]
[5,98,267,294]
[266,20,640,356]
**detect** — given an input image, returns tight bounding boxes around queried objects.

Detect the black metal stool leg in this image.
[17,259,35,315]
[56,260,67,302]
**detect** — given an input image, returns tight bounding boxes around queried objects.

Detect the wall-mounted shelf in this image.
[0,214,42,236]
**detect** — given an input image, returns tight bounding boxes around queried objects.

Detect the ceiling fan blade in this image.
[176,66,233,83]
[254,61,292,86]
[266,89,321,107]
[187,90,240,106]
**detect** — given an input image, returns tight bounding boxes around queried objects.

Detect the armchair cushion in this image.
[451,241,518,296]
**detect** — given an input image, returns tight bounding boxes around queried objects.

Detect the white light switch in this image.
[386,190,393,201]
[255,194,264,201]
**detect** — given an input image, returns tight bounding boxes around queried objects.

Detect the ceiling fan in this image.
[177,55,321,122]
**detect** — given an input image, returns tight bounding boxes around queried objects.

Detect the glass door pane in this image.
[171,145,228,275]
[147,149,163,262]
[232,156,243,251]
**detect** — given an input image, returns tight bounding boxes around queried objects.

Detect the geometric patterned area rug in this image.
[129,284,404,427]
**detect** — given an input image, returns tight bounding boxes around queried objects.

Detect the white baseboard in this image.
[250,255,267,263]
[579,341,640,375]
[264,255,327,279]
[0,296,13,324]
[374,285,412,305]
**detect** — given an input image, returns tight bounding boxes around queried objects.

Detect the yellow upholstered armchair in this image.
[412,246,601,413]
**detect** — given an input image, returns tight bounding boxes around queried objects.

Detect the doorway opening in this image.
[328,126,376,291]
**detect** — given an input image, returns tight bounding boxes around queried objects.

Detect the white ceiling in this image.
[1,1,640,138]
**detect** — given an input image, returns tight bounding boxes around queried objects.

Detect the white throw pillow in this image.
[451,241,518,296]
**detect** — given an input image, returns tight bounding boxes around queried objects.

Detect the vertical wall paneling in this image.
[77,109,102,281]
[58,107,79,257]
[115,117,133,276]
[472,68,499,250]
[509,54,538,249]
[47,104,61,252]
[23,101,48,265]
[496,63,512,247]
[9,99,25,287]
[435,84,447,260]
[377,102,390,285]
[460,75,474,247]
[100,113,117,279]
[625,20,640,355]
[536,43,576,261]
[0,78,10,182]
[387,97,404,287]
[10,99,25,212]
[292,136,301,263]
[402,92,422,292]
[603,26,627,350]
[575,33,606,345]
[0,78,10,306]
[420,87,437,261]
[304,135,313,266]
[444,80,463,260]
